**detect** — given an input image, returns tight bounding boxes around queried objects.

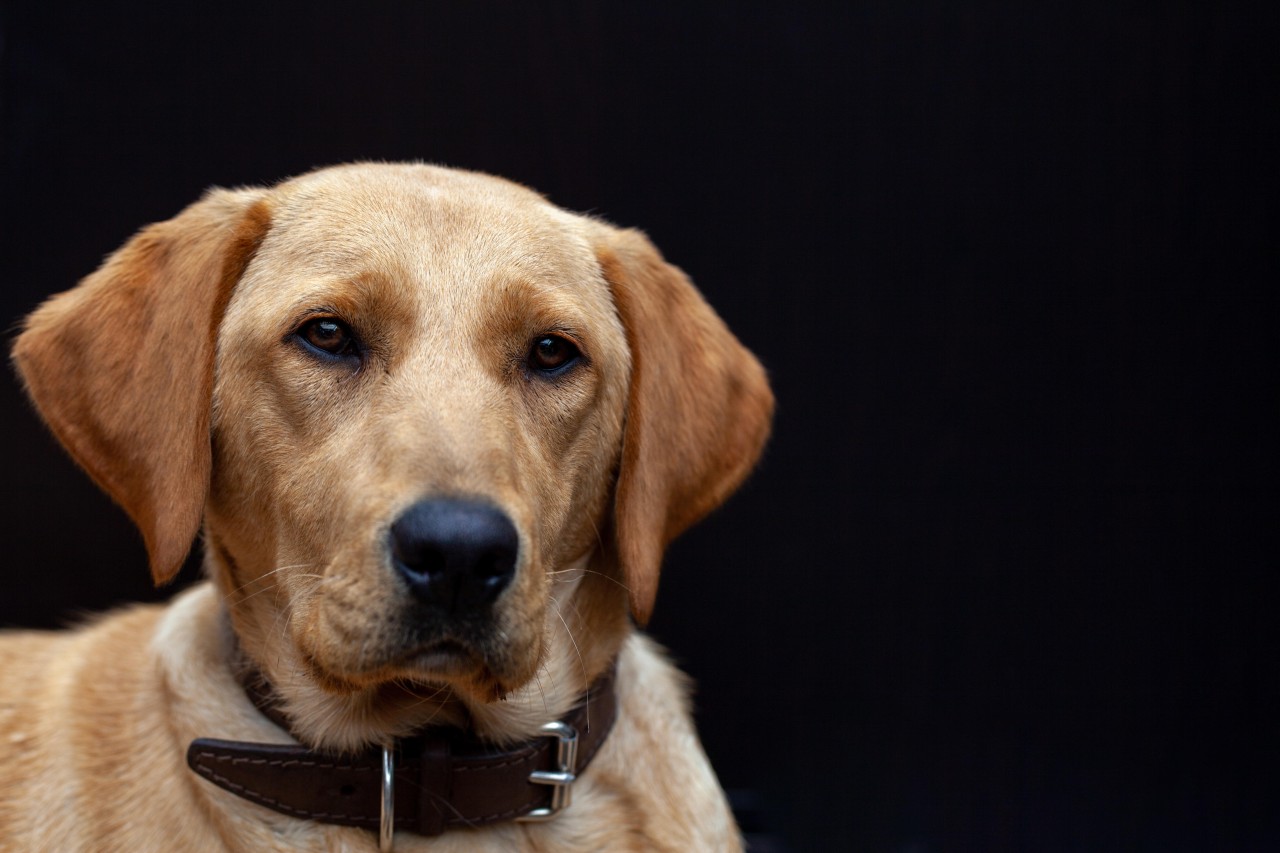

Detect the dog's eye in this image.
[297,318,356,357]
[528,335,581,373]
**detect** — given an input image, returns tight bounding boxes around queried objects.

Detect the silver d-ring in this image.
[380,745,395,852]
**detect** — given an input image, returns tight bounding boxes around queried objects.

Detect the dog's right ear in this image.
[11,188,271,586]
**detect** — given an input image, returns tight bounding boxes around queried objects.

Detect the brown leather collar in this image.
[187,665,618,839]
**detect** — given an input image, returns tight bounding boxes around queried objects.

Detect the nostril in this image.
[392,540,448,581]
[389,499,519,613]
[475,551,510,580]
[475,551,515,598]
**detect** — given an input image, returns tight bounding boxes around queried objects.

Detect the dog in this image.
[0,163,773,851]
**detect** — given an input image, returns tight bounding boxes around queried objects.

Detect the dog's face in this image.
[209,167,630,702]
[12,163,773,747]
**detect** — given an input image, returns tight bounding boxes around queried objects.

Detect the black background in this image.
[1,2,1275,850]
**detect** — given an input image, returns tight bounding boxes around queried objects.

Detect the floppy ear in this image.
[11,188,272,585]
[595,226,774,626]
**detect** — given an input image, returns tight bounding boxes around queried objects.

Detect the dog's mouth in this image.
[396,639,516,701]
[399,638,483,679]
[384,638,518,703]
[303,631,518,704]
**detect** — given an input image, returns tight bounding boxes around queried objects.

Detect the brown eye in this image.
[528,335,581,373]
[297,317,356,357]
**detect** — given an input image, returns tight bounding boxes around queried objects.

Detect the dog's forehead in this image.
[270,165,584,267]
[238,164,611,325]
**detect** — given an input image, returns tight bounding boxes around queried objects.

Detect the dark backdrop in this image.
[1,2,1275,850]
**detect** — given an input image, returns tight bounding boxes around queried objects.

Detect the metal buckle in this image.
[380,745,395,852]
[516,720,579,822]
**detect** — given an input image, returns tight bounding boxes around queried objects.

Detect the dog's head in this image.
[12,164,772,747]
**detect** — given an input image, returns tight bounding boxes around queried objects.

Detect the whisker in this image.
[236,574,324,605]
[550,599,587,684]
[223,563,316,600]
[402,682,452,710]
[531,665,550,718]
[546,566,632,593]
[549,599,591,732]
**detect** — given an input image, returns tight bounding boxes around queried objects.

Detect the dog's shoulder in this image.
[573,633,744,852]
[0,601,188,848]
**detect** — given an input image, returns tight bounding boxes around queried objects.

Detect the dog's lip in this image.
[302,637,490,694]
[396,638,485,678]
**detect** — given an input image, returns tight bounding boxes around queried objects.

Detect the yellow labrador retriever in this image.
[0,163,772,851]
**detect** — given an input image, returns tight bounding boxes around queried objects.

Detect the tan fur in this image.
[2,163,773,851]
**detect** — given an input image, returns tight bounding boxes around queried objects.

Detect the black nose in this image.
[389,499,519,613]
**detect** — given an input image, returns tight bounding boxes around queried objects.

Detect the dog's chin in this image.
[305,638,522,705]
[386,640,517,703]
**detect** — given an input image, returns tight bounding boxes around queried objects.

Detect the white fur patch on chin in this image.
[280,675,467,753]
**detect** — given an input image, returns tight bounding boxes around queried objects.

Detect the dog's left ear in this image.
[12,188,271,585]
[594,225,774,626]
